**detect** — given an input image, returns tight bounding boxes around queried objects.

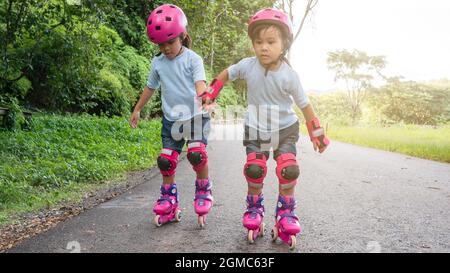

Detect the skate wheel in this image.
[247,230,255,244]
[289,235,297,250]
[271,226,278,242]
[175,210,182,222]
[154,215,162,227]
[198,215,205,228]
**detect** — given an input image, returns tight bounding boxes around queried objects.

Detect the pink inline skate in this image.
[271,195,301,250]
[194,178,213,228]
[153,183,181,227]
[243,194,265,244]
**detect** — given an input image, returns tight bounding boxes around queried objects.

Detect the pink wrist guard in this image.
[201,78,224,101]
[306,117,330,149]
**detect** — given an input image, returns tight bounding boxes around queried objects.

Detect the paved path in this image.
[9,124,450,253]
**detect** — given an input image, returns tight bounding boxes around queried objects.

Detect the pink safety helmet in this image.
[248,8,293,49]
[146,4,188,44]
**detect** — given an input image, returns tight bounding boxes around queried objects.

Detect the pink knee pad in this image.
[157,148,179,176]
[187,142,208,172]
[276,153,299,189]
[243,152,267,189]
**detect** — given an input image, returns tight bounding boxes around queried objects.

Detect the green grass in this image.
[324,124,450,163]
[0,114,162,226]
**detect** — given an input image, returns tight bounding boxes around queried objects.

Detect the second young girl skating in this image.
[131,4,213,228]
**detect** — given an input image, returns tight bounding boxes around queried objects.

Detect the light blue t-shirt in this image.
[228,57,310,132]
[147,47,206,121]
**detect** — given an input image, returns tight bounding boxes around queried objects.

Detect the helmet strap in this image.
[175,34,184,57]
[175,45,183,57]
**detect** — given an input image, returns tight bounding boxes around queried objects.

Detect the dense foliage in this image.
[1,0,273,117]
[309,79,450,127]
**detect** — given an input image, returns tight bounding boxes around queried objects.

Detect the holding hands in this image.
[198,78,224,113]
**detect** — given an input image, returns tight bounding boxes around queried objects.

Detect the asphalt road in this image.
[9,123,450,253]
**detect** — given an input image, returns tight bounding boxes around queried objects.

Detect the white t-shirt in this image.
[228,57,309,132]
[147,47,206,121]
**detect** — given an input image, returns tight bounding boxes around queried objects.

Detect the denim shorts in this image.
[161,114,211,154]
[243,121,299,160]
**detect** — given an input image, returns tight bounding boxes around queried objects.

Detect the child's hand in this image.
[202,96,214,107]
[311,132,329,153]
[196,94,216,113]
[198,78,224,105]
[130,111,140,129]
[203,101,217,115]
[306,117,330,153]
[313,139,327,153]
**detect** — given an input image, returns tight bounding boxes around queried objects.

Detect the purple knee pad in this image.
[187,142,208,172]
[243,152,267,188]
[276,153,299,189]
[157,148,179,176]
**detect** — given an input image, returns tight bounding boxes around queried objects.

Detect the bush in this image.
[0,97,26,131]
[307,92,354,126]
[0,114,162,220]
[1,1,274,119]
[19,24,154,117]
[367,81,450,125]
[307,80,450,127]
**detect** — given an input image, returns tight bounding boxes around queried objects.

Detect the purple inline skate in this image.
[243,194,265,244]
[271,195,301,250]
[194,178,213,228]
[152,183,181,227]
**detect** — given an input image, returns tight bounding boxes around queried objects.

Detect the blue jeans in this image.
[161,114,211,154]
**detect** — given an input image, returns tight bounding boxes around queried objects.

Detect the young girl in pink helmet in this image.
[130,4,213,228]
[201,8,330,249]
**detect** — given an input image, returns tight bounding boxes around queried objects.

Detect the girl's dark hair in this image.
[181,33,192,49]
[155,33,192,57]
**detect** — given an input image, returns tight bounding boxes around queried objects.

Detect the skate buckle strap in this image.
[277,197,297,211]
[246,195,264,206]
[195,184,211,192]
[246,207,265,217]
[194,193,213,202]
[246,200,264,208]
[157,196,175,204]
[245,195,265,217]
[277,212,299,222]
[195,180,212,191]
[160,185,177,196]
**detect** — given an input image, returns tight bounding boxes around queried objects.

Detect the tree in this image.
[181,0,275,73]
[327,49,386,124]
[0,0,71,95]
[276,0,318,60]
[0,0,278,114]
[367,81,450,125]
[0,0,155,116]
[278,0,318,41]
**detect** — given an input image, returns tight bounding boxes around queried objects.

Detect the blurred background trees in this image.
[0,0,274,118]
[1,1,448,126]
